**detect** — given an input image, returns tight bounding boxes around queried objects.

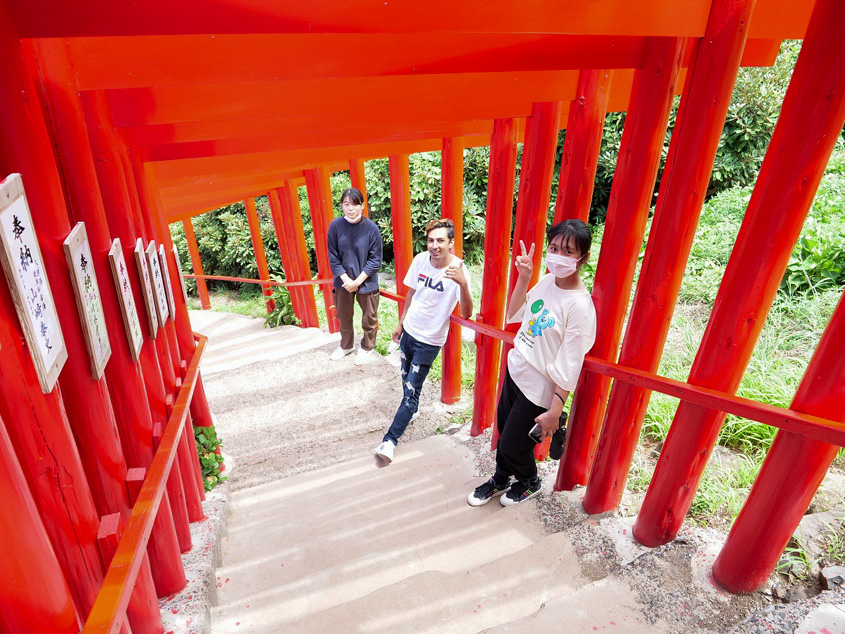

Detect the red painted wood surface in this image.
[440,137,464,405]
[582,0,756,515]
[714,296,845,592]
[280,182,320,328]
[0,414,81,634]
[556,37,685,491]
[304,166,339,332]
[389,154,414,303]
[183,219,210,309]
[84,338,204,633]
[635,0,845,547]
[245,197,276,313]
[553,69,612,224]
[349,158,369,217]
[471,119,518,436]
[267,187,305,322]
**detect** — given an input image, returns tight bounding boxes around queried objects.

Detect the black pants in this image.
[493,368,546,484]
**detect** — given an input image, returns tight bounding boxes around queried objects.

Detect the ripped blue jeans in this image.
[383,331,440,444]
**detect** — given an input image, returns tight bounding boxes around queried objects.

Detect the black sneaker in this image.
[500,477,542,506]
[467,477,511,507]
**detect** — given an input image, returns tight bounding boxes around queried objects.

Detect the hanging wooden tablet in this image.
[108,238,144,360]
[63,222,112,378]
[158,243,176,320]
[172,245,189,305]
[134,237,159,338]
[0,174,68,393]
[145,240,169,327]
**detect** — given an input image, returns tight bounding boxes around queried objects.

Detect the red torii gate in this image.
[0,0,842,632]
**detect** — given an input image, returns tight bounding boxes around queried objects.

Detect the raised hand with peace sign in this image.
[514,240,535,281]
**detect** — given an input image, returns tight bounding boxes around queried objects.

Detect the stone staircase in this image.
[209,435,671,634]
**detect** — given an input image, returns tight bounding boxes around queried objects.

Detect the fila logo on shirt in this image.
[418,273,444,292]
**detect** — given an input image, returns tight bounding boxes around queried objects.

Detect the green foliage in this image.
[264,275,299,328]
[194,425,227,491]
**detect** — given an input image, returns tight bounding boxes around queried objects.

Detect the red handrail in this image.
[81,334,206,634]
[184,273,331,288]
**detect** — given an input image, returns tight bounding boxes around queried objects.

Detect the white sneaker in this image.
[330,346,354,361]
[374,441,395,464]
[354,348,374,365]
[410,411,420,422]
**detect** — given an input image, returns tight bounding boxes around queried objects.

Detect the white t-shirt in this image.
[507,274,597,408]
[402,252,471,346]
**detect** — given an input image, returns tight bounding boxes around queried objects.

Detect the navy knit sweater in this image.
[327,216,383,293]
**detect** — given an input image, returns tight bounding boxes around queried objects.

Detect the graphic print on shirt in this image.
[516,299,556,349]
[417,273,444,292]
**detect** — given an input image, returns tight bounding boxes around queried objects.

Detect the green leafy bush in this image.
[264,275,299,328]
[194,426,227,491]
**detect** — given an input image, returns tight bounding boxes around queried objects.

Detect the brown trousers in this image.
[333,287,380,351]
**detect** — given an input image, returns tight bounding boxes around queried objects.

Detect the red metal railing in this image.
[81,334,206,634]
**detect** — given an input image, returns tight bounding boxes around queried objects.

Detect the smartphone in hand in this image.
[528,423,543,444]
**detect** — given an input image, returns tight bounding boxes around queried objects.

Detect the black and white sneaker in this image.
[467,477,511,507]
[500,477,542,506]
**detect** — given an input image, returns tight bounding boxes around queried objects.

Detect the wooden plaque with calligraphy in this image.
[145,241,170,327]
[134,238,159,337]
[0,174,68,393]
[63,222,112,379]
[158,244,177,320]
[108,238,144,361]
[171,245,189,305]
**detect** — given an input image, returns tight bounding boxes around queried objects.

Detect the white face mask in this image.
[545,253,581,278]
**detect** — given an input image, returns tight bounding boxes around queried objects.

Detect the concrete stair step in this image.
[283,531,585,634]
[211,436,548,633]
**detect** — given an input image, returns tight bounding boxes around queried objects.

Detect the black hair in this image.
[340,187,365,206]
[547,219,592,257]
[425,218,455,241]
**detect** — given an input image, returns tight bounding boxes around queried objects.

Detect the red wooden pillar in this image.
[304,166,339,332]
[714,303,845,592]
[556,38,685,491]
[349,158,369,217]
[280,182,320,328]
[580,0,756,516]
[82,91,188,596]
[0,415,80,634]
[267,187,302,321]
[245,197,276,313]
[389,154,414,302]
[440,138,464,404]
[553,69,613,224]
[497,102,562,456]
[471,119,518,436]
[183,218,211,310]
[635,0,845,547]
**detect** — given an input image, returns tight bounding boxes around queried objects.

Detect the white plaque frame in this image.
[172,245,189,305]
[0,174,68,393]
[134,238,159,337]
[158,244,177,320]
[145,241,170,327]
[108,238,144,361]
[63,222,112,379]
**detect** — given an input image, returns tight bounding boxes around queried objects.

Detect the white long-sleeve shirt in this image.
[506,274,597,408]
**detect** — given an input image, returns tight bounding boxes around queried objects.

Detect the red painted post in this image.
[580,0,756,515]
[268,187,307,324]
[635,0,845,547]
[304,166,339,332]
[349,158,369,217]
[183,218,211,310]
[167,394,206,523]
[556,38,685,491]
[97,513,164,634]
[500,102,562,458]
[553,70,613,224]
[714,299,845,593]
[389,154,414,303]
[126,468,187,596]
[281,181,320,328]
[440,137,464,404]
[471,119,518,436]
[245,197,276,314]
[0,414,81,634]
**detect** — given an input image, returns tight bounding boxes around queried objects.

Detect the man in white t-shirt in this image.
[374,218,473,464]
[467,219,597,506]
